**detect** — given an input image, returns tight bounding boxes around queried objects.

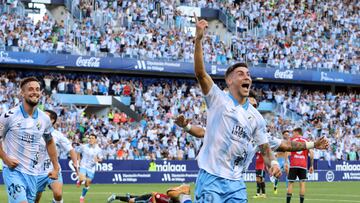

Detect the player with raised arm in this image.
[35,110,79,203]
[0,77,59,203]
[286,128,314,203]
[193,14,281,202]
[77,133,103,203]
[175,91,328,200]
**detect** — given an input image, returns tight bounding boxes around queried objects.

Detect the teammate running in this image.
[35,110,78,203]
[77,133,103,203]
[0,77,59,203]
[286,128,314,203]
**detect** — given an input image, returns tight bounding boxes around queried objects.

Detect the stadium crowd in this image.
[0,0,359,73]
[0,70,359,162]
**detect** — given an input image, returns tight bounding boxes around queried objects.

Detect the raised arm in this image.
[194,13,214,95]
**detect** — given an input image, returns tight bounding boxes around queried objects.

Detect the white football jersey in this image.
[37,130,73,175]
[0,104,53,175]
[78,143,103,172]
[197,84,269,180]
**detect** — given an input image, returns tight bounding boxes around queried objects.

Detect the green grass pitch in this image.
[1,182,359,203]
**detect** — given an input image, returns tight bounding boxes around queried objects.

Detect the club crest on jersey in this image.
[36,121,42,130]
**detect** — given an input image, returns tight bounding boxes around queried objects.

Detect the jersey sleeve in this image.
[203,84,226,109]
[43,116,54,143]
[0,111,11,140]
[253,117,269,146]
[77,144,84,154]
[267,134,282,151]
[57,132,73,153]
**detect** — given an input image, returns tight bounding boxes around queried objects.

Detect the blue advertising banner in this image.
[0,51,359,85]
[1,160,359,184]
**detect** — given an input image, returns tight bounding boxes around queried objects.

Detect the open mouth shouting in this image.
[241,83,250,91]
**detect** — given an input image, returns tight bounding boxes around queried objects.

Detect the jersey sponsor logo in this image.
[20,133,35,143]
[231,125,250,141]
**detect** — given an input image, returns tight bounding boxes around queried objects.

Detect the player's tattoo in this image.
[259,143,276,167]
[277,141,306,152]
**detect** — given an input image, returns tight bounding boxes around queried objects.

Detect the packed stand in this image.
[1,1,359,73]
[216,0,360,73]
[0,71,359,161]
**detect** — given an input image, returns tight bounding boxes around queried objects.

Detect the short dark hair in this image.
[45,109,58,125]
[293,128,303,135]
[89,133,97,139]
[282,130,290,135]
[225,62,248,79]
[20,77,40,89]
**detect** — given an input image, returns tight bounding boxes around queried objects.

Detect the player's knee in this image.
[85,179,92,187]
[53,188,63,199]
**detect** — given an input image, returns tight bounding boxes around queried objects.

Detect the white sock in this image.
[53,199,63,203]
[179,194,192,203]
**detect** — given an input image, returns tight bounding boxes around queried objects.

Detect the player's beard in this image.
[25,97,39,107]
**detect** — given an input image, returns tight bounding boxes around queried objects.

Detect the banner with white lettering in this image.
[0,51,358,85]
[1,160,359,184]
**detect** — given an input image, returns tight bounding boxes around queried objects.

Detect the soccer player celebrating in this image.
[0,77,59,203]
[175,91,328,200]
[286,128,314,203]
[77,133,103,203]
[193,14,281,202]
[253,152,266,199]
[35,110,79,203]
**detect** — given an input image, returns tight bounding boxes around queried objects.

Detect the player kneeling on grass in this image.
[76,133,103,203]
[107,184,192,203]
